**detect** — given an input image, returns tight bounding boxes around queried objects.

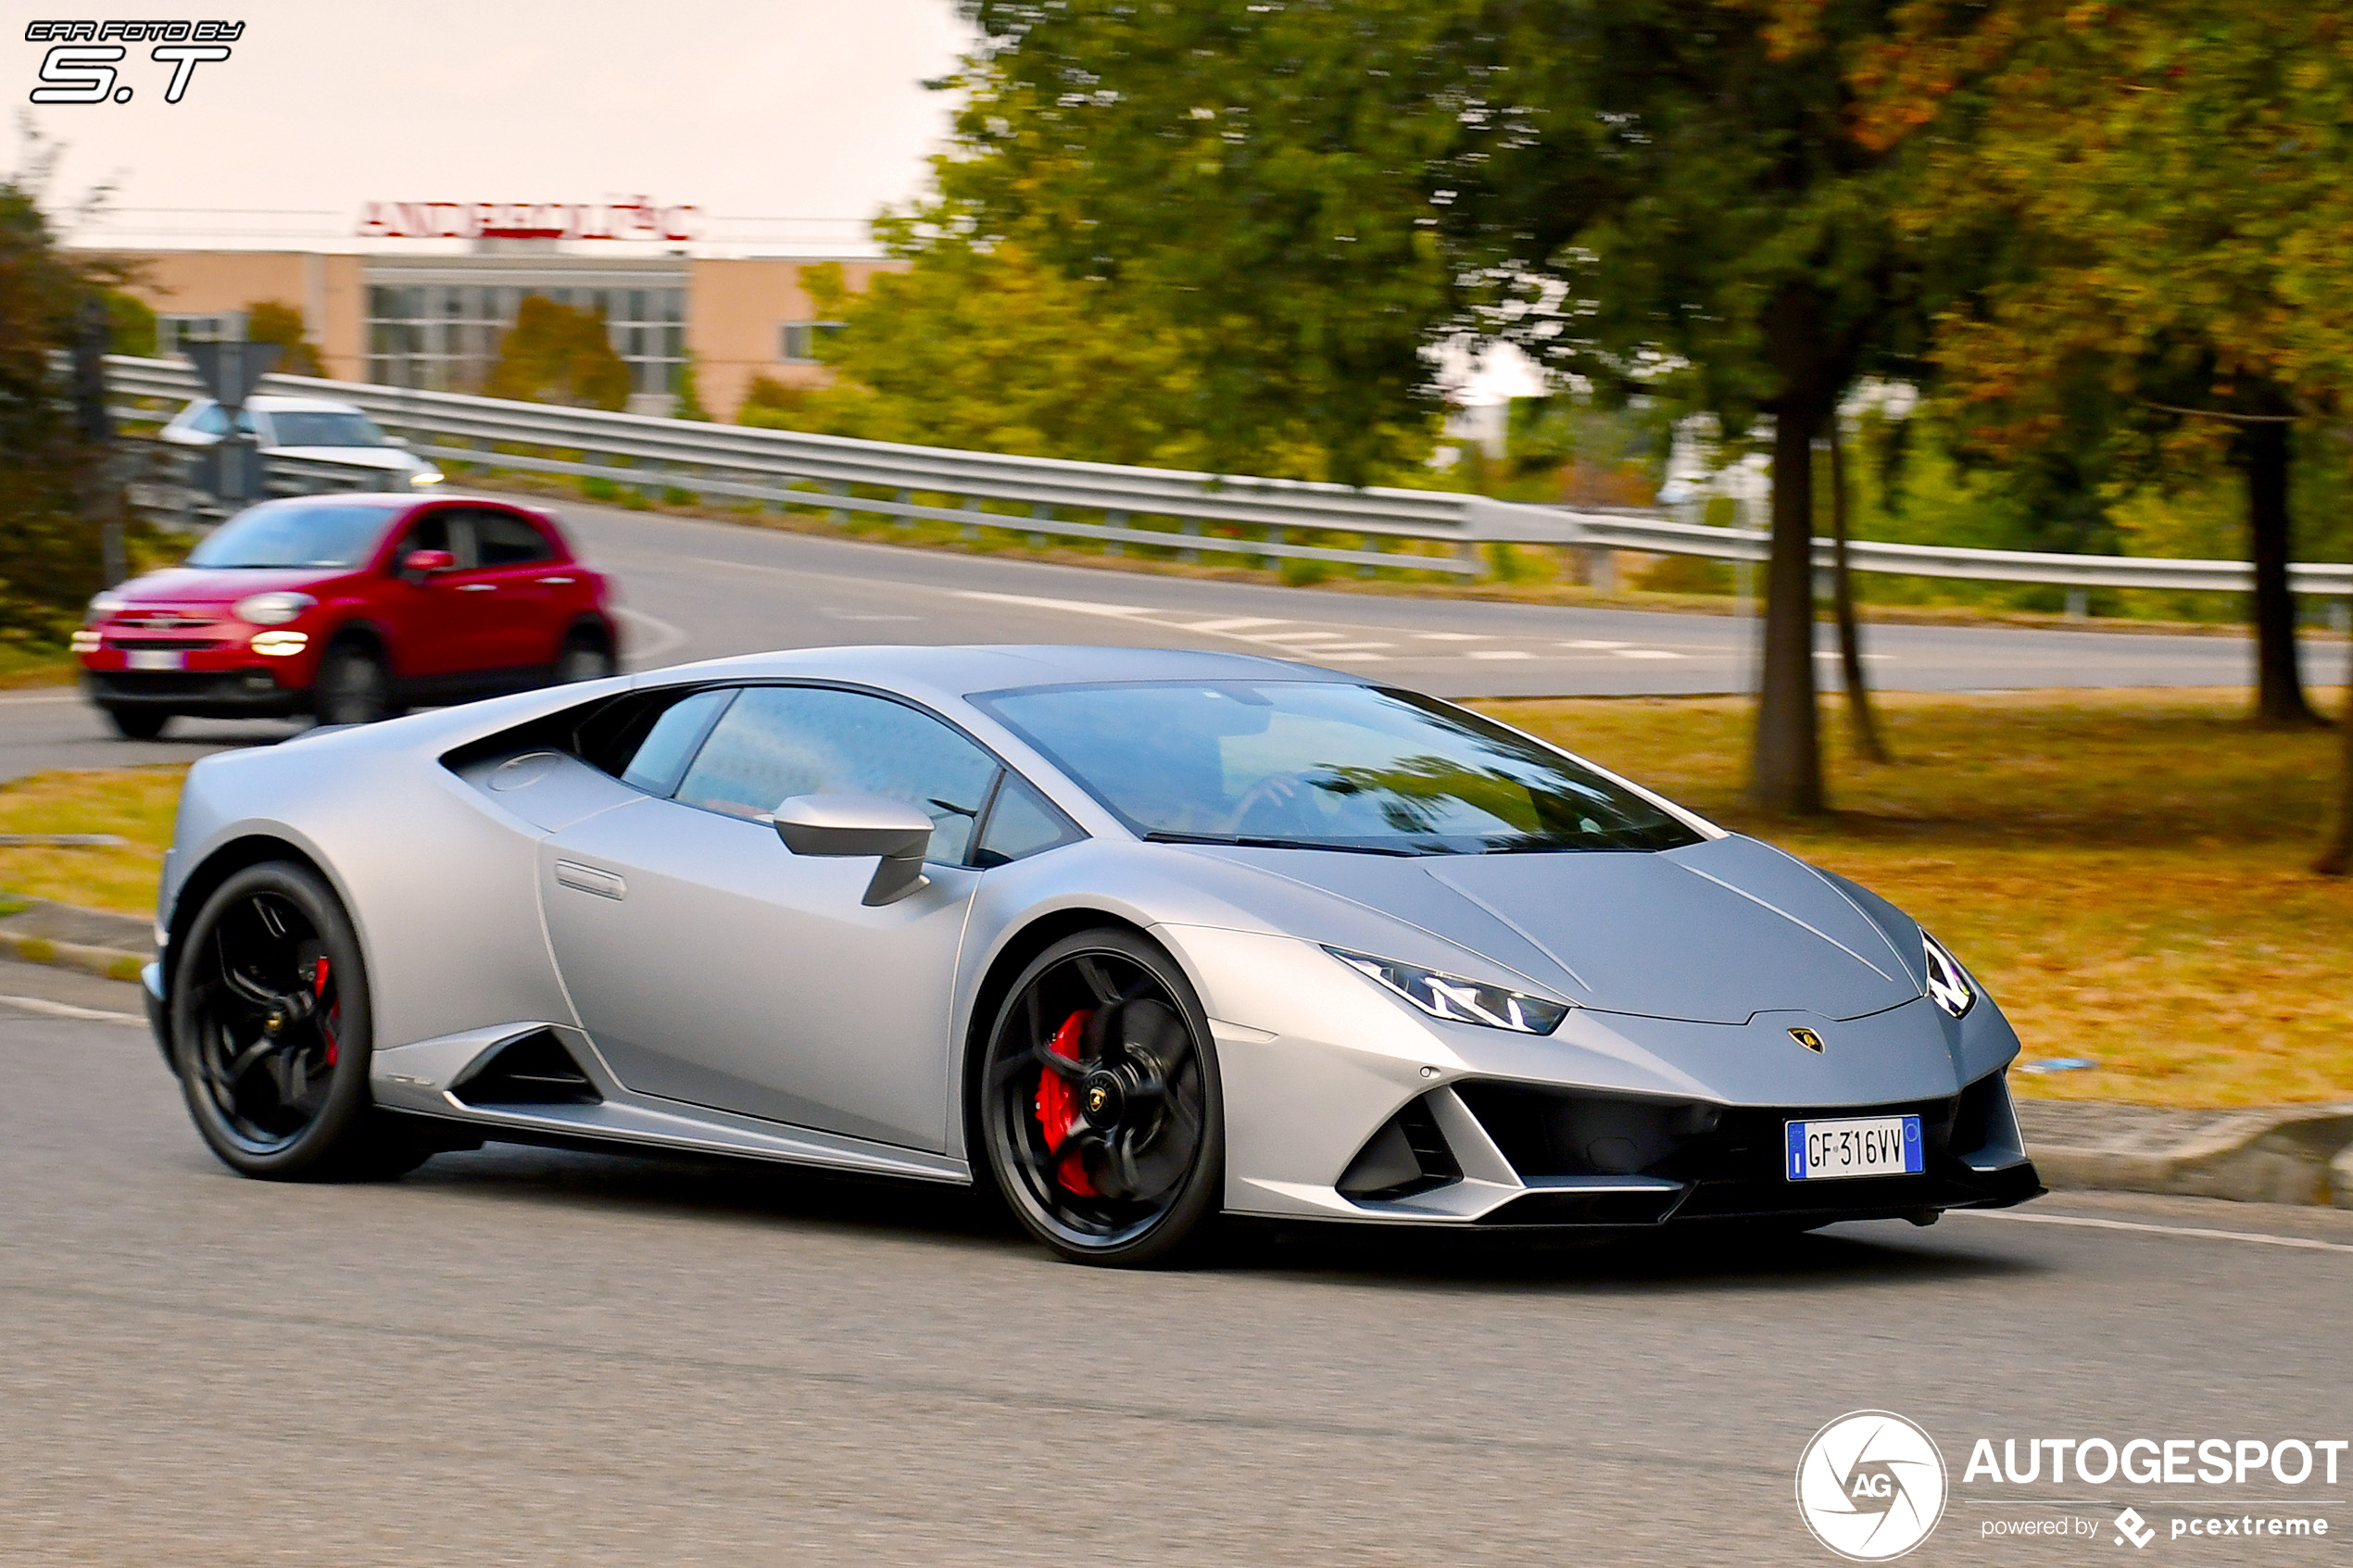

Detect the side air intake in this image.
[450,1030,602,1107]
[1336,1096,1463,1202]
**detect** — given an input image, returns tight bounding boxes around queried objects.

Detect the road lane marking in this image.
[1614,648,1688,659]
[0,994,143,1026]
[1252,631,1353,644]
[1179,617,1288,633]
[1415,632,1488,641]
[953,590,1152,619]
[0,690,78,706]
[614,608,689,665]
[1561,640,1630,649]
[1466,649,1535,660]
[1953,1209,2353,1256]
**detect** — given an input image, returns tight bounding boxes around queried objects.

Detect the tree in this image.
[955,2,1955,812]
[1856,0,2353,727]
[244,299,323,378]
[0,174,115,647]
[484,295,629,409]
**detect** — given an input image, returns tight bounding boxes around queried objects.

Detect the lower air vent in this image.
[450,1029,601,1107]
[1337,1096,1463,1202]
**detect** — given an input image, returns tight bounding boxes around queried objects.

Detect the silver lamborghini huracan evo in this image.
[145,645,2042,1265]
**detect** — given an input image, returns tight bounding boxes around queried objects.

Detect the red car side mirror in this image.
[402,547,456,579]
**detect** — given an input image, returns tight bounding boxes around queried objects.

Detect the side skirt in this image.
[371,1022,972,1185]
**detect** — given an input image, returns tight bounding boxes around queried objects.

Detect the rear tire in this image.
[555,633,617,684]
[313,642,399,726]
[103,706,170,740]
[170,859,429,1181]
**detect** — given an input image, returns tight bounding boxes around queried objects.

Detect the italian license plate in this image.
[124,649,183,671]
[1785,1114,1924,1181]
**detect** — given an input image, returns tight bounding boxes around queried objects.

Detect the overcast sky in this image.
[13,0,975,254]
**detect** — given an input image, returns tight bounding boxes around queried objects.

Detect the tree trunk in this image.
[2240,417,2320,726]
[1829,420,1890,764]
[2319,635,2353,876]
[1748,397,1827,813]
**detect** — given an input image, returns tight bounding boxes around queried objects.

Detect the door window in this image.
[673,686,1000,865]
[391,508,472,568]
[472,508,560,567]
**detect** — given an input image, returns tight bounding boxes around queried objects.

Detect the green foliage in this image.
[485,295,629,410]
[672,351,711,421]
[243,299,322,377]
[104,289,153,357]
[0,179,107,648]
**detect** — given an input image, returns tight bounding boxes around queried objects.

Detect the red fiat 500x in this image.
[76,495,620,739]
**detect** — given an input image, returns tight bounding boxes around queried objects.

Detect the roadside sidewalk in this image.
[6,894,2350,1210]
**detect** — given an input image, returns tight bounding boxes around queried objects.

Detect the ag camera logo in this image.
[1796,1411,1949,1561]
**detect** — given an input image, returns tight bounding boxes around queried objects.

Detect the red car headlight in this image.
[233,591,317,626]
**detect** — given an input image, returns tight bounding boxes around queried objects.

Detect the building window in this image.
[779,321,843,364]
[365,282,688,396]
[157,312,248,358]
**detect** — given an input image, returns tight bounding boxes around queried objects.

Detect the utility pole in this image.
[70,295,126,586]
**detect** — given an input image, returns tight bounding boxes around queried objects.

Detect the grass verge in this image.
[6,688,2348,1107]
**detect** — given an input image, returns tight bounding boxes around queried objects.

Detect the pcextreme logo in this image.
[1796,1411,1950,1562]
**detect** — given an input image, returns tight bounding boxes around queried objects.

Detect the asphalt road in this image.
[4,969,2348,1566]
[2,496,2279,780]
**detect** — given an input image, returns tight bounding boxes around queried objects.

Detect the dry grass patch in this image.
[0,766,182,917]
[1476,689,2353,1108]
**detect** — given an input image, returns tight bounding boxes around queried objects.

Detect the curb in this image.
[0,897,151,985]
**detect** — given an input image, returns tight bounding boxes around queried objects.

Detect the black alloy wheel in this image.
[980,928,1224,1267]
[170,860,425,1180]
[103,706,170,740]
[314,642,400,726]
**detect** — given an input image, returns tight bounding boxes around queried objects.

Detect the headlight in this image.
[86,589,126,622]
[1921,931,1976,1019]
[233,591,317,626]
[1325,947,1570,1035]
[409,470,444,486]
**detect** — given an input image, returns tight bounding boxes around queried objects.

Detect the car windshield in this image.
[974,680,1705,855]
[268,410,390,448]
[184,500,404,569]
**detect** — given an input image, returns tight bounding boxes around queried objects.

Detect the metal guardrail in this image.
[103,356,2353,598]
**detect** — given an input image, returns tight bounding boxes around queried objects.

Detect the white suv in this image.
[161,394,445,490]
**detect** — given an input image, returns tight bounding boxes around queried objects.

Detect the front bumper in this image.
[82,669,307,718]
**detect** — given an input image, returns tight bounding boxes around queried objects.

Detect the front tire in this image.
[978,928,1225,1267]
[103,706,170,740]
[313,642,400,726]
[170,859,427,1181]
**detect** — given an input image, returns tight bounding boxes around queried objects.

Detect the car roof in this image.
[651,644,1365,697]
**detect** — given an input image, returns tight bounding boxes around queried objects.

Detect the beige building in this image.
[112,246,900,419]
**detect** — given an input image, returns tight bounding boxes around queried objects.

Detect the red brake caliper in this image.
[1033,1010,1097,1197]
[314,957,337,1066]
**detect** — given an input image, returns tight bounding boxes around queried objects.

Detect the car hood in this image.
[110,565,349,613]
[268,445,421,471]
[1227,834,1922,1025]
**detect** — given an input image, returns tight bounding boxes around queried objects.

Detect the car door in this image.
[453,506,571,674]
[375,506,494,681]
[536,684,1004,1151]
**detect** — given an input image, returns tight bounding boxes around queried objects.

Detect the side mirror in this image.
[402,547,456,581]
[771,793,933,906]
